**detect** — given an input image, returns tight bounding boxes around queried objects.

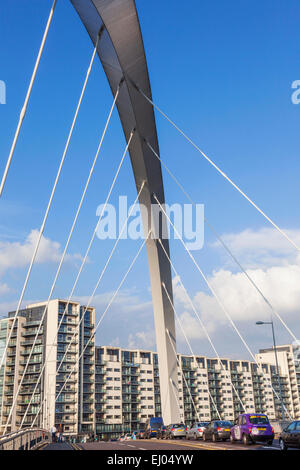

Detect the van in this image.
[145,417,164,439]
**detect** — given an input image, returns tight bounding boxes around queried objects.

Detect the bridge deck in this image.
[42,442,74,451]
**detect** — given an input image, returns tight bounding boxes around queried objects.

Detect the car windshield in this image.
[248,415,269,425]
[197,422,210,427]
[216,421,232,427]
[151,423,161,430]
[173,424,185,428]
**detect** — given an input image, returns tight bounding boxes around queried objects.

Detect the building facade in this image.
[0,300,95,436]
[256,343,300,420]
[0,301,299,438]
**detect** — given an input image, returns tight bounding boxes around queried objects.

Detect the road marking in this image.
[139,448,147,450]
[127,444,136,448]
[155,439,228,451]
[262,446,280,450]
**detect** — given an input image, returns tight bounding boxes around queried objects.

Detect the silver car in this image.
[166,423,187,439]
[186,421,210,440]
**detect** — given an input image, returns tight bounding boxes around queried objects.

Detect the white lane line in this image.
[139,448,147,450]
[127,444,136,448]
[262,446,280,450]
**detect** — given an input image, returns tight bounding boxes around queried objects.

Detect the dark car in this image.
[159,425,167,439]
[230,413,274,446]
[137,429,146,439]
[203,420,233,442]
[279,421,300,450]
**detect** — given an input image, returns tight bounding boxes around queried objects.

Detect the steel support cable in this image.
[55,179,145,376]
[147,142,298,343]
[155,199,292,419]
[19,128,132,429]
[159,241,292,422]
[163,284,221,420]
[0,0,58,197]
[135,85,300,254]
[160,251,244,415]
[5,33,109,433]
[47,81,124,351]
[31,232,150,427]
[0,31,103,379]
[165,328,201,422]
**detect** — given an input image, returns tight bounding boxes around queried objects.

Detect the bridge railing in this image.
[0,428,50,450]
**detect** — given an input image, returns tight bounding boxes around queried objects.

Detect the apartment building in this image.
[1,300,298,438]
[256,343,300,420]
[0,300,95,436]
[92,345,295,439]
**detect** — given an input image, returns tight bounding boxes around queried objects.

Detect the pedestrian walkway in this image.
[42,442,74,450]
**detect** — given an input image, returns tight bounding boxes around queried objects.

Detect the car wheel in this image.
[267,440,273,446]
[242,434,250,446]
[230,434,235,444]
[279,438,287,451]
[194,433,198,441]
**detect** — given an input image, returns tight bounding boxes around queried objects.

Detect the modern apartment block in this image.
[0,300,95,436]
[256,343,300,420]
[93,346,293,438]
[1,300,299,438]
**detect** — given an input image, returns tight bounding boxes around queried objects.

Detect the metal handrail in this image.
[0,427,50,450]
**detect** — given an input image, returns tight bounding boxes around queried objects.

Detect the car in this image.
[203,420,233,442]
[279,420,300,450]
[159,425,167,439]
[230,413,274,446]
[137,429,146,439]
[165,423,188,439]
[186,421,210,440]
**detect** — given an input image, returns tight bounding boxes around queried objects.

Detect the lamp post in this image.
[256,320,285,421]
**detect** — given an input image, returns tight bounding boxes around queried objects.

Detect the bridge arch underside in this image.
[70,0,180,424]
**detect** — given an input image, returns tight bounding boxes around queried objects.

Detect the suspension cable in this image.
[159,243,245,414]
[147,142,298,343]
[55,180,145,376]
[134,85,300,254]
[0,0,58,197]
[163,284,221,420]
[0,31,104,379]
[155,200,292,419]
[14,94,124,433]
[19,129,133,429]
[31,232,150,427]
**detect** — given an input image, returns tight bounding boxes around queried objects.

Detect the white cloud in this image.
[172,227,300,350]
[128,330,156,350]
[0,283,10,295]
[0,229,81,276]
[211,227,300,268]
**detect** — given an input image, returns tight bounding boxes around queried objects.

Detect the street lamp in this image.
[256,320,285,421]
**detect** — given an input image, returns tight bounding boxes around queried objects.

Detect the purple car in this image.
[230,413,274,446]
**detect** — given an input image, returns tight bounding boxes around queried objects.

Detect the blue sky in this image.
[0,0,300,359]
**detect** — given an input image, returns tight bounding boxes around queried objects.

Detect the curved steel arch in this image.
[70,0,180,424]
